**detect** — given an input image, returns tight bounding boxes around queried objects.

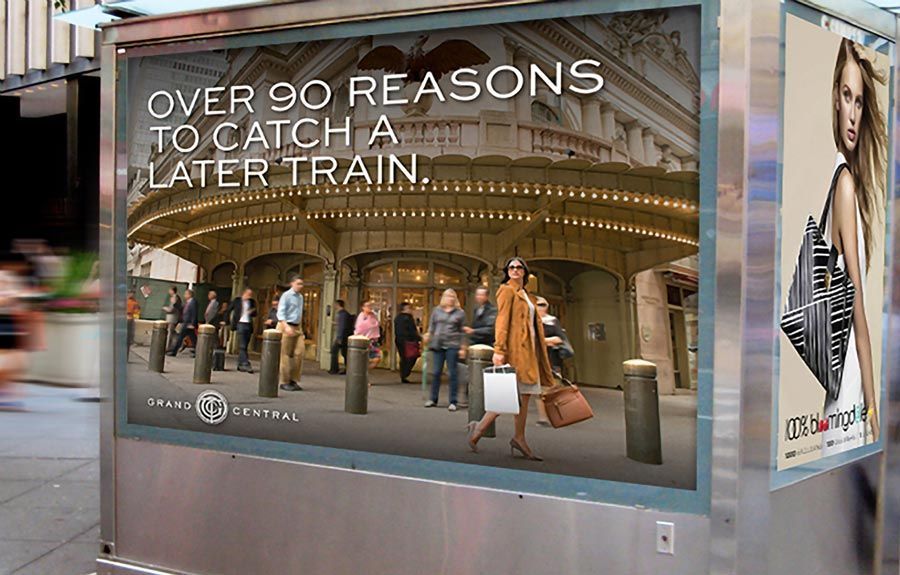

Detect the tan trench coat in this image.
[493,283,554,387]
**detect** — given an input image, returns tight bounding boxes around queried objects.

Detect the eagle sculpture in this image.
[358,34,490,82]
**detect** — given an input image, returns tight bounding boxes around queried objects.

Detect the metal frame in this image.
[106,0,716,513]
[95,0,900,573]
[770,0,894,490]
[709,1,900,573]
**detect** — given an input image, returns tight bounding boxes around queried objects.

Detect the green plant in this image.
[45,252,99,313]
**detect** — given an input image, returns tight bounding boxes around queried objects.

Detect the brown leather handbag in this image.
[540,376,594,428]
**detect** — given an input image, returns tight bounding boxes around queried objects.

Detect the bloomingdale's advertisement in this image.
[124,7,702,489]
[778,13,889,471]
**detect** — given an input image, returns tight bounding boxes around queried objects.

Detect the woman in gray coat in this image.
[425,288,466,411]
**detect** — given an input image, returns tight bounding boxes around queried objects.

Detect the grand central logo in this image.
[195,390,229,425]
[145,392,301,425]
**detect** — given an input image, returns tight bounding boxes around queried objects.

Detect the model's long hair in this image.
[832,38,887,270]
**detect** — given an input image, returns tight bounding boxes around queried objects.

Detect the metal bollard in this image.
[345,335,369,414]
[623,359,662,464]
[467,344,496,438]
[192,324,217,384]
[148,320,168,373]
[258,329,282,398]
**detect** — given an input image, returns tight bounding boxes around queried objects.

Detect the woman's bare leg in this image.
[513,394,530,443]
[470,411,500,447]
[536,398,549,423]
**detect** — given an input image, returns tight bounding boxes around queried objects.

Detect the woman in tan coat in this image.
[467,257,554,460]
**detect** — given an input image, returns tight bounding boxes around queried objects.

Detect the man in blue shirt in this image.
[277,275,305,391]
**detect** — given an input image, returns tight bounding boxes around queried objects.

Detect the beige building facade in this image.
[126,13,700,392]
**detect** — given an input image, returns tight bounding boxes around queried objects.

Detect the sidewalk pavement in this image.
[0,384,99,575]
[128,346,698,489]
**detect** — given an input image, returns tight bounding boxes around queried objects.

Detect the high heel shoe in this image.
[509,438,543,461]
[466,421,480,453]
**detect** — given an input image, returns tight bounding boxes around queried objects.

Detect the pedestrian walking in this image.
[354,300,382,370]
[204,290,221,340]
[466,257,554,460]
[126,290,141,361]
[227,288,257,373]
[463,286,496,346]
[394,302,421,383]
[167,288,196,357]
[277,276,305,391]
[329,299,351,374]
[425,289,466,411]
[161,286,182,350]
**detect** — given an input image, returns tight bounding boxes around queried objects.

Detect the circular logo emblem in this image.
[195,390,229,425]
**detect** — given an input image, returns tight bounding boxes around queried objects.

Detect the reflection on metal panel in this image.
[51,2,71,65]
[114,438,711,575]
[7,0,25,76]
[74,0,95,58]
[0,0,6,79]
[26,0,48,71]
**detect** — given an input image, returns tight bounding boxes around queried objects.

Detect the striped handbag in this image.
[780,164,855,401]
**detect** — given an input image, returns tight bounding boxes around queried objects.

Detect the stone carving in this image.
[606,10,698,87]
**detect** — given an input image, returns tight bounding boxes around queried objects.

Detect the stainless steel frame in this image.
[96,0,900,573]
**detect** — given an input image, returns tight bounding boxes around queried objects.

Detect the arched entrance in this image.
[244,253,326,360]
[341,252,488,370]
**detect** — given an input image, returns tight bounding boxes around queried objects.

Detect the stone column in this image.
[513,47,531,124]
[354,37,374,153]
[600,102,616,141]
[682,156,699,171]
[642,128,658,167]
[346,268,361,313]
[319,266,339,370]
[626,122,645,164]
[618,279,632,368]
[581,98,602,138]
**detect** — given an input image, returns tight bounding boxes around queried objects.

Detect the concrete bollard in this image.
[623,359,662,464]
[345,335,369,414]
[148,320,168,373]
[467,344,495,438]
[258,329,282,398]
[192,324,217,385]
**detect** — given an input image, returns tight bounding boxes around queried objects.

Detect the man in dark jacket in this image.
[394,302,421,383]
[329,299,352,374]
[464,286,496,347]
[226,288,257,372]
[161,286,183,350]
[167,288,197,356]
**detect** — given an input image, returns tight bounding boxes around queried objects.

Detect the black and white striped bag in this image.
[780,164,855,401]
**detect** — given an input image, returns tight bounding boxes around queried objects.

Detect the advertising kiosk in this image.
[92,0,900,573]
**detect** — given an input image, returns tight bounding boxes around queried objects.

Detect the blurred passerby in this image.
[162,286,182,350]
[126,290,141,361]
[354,300,381,370]
[394,302,421,383]
[277,277,305,392]
[0,266,29,410]
[467,257,554,460]
[329,299,351,375]
[425,289,466,411]
[227,288,257,373]
[463,286,496,347]
[536,296,568,372]
[264,294,279,330]
[535,296,570,426]
[167,289,196,357]
[205,290,221,341]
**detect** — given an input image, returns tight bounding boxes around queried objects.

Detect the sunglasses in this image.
[507,264,525,271]
[537,303,548,308]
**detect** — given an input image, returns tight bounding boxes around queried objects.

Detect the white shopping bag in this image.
[483,365,520,414]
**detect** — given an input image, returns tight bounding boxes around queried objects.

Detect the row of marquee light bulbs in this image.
[130,180,699,236]
[159,208,699,251]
